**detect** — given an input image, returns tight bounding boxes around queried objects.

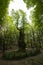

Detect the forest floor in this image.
[0,49,43,65]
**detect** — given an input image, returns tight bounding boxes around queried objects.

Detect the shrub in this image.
[3,49,40,60]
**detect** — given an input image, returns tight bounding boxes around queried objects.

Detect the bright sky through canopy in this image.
[8,0,34,23]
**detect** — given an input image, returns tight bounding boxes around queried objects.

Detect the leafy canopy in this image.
[0,0,10,25]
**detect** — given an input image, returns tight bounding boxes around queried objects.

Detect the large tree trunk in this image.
[18,29,26,51]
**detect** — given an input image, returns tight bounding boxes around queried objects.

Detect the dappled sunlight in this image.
[0,0,43,64]
[8,0,34,24]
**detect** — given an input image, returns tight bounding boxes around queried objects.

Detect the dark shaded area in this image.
[18,28,26,51]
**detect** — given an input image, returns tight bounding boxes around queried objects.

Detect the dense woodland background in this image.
[0,0,43,61]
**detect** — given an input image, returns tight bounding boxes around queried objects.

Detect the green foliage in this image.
[11,9,20,28]
[23,0,36,8]
[23,0,43,49]
[0,0,10,25]
[11,9,28,51]
[23,0,43,25]
[3,49,40,60]
[0,14,19,50]
[0,0,43,58]
[11,9,27,29]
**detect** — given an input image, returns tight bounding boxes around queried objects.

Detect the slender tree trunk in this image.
[2,41,5,56]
